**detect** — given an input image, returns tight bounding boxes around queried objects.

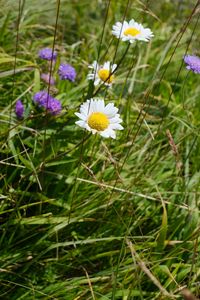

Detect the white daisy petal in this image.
[88,61,100,84]
[75,112,86,121]
[96,99,105,112]
[75,120,86,128]
[75,98,123,139]
[94,78,100,86]
[87,73,95,79]
[124,21,129,27]
[80,102,90,116]
[91,99,98,113]
[110,123,124,130]
[116,21,123,27]
[88,60,98,69]
[104,61,110,70]
[112,64,117,72]
[104,103,118,117]
[100,130,110,138]
[91,128,97,134]
[109,115,123,123]
[109,129,116,139]
[100,128,116,139]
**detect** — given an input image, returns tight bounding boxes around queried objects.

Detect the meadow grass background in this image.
[0,0,200,299]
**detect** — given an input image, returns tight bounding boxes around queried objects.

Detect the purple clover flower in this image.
[41,73,55,85]
[33,91,62,115]
[38,48,57,61]
[184,55,200,74]
[58,63,76,82]
[15,100,24,119]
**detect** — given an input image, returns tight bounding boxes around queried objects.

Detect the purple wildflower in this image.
[41,73,55,85]
[33,91,52,107]
[184,55,200,74]
[38,48,57,61]
[47,98,62,115]
[15,100,24,119]
[58,63,76,82]
[33,91,62,115]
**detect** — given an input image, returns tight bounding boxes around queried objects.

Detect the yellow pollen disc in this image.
[124,27,141,37]
[98,69,114,84]
[88,112,109,131]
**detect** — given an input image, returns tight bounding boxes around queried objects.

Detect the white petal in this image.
[129,19,136,26]
[109,115,122,123]
[111,64,117,72]
[80,102,90,116]
[100,129,111,138]
[94,78,100,86]
[123,21,129,27]
[104,103,118,117]
[87,73,95,80]
[104,82,112,87]
[75,112,87,121]
[86,99,95,114]
[129,20,139,28]
[96,99,105,112]
[88,60,98,70]
[113,22,122,30]
[109,129,116,139]
[121,23,128,32]
[109,123,123,130]
[100,128,116,139]
[122,37,129,42]
[103,61,110,70]
[91,128,97,134]
[116,21,123,27]
[88,100,95,113]
[75,120,87,128]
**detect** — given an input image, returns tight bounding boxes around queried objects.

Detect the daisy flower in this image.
[184,55,200,74]
[75,98,123,139]
[87,61,117,86]
[112,19,154,43]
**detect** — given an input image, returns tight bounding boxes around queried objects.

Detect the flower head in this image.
[112,19,154,43]
[75,99,123,139]
[58,63,76,81]
[38,48,57,61]
[41,73,56,85]
[87,61,117,87]
[33,91,52,107]
[47,98,62,115]
[15,100,24,119]
[33,91,61,115]
[184,55,200,74]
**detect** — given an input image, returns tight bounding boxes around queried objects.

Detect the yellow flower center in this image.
[98,69,114,84]
[124,27,141,37]
[88,112,109,131]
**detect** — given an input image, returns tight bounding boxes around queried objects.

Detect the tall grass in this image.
[0,0,200,299]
